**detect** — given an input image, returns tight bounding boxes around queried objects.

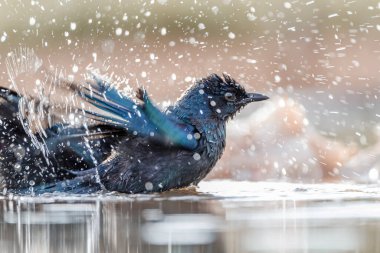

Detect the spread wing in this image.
[79,75,198,150]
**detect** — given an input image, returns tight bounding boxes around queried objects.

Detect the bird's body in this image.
[0,74,268,194]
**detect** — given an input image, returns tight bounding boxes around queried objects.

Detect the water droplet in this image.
[29,17,36,26]
[13,146,25,159]
[160,27,167,36]
[92,52,97,62]
[228,32,236,39]
[284,2,292,8]
[72,64,78,73]
[14,163,21,172]
[115,27,122,36]
[247,13,257,21]
[145,181,153,191]
[352,60,360,67]
[194,133,201,140]
[246,59,257,64]
[193,153,201,161]
[328,13,339,18]
[369,168,379,182]
[70,22,77,31]
[0,32,7,42]
[211,6,219,15]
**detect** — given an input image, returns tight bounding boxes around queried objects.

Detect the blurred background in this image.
[0,0,379,183]
[1,1,380,253]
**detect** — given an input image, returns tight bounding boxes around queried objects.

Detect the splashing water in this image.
[6,48,51,164]
[2,48,137,192]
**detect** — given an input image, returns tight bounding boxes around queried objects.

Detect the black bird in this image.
[0,73,268,194]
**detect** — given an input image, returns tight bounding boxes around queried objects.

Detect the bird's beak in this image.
[239,92,269,105]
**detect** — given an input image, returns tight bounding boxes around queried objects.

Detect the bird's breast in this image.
[195,121,227,174]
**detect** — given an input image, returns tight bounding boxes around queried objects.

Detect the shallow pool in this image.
[1,180,380,253]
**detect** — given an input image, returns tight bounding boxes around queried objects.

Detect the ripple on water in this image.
[1,180,380,252]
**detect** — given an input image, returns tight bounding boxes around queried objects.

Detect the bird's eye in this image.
[224,92,236,102]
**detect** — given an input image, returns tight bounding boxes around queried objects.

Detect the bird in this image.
[0,73,268,194]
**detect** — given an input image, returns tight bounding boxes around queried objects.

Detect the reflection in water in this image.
[141,212,220,246]
[1,181,380,253]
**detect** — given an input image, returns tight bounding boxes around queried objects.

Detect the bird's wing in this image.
[44,123,124,168]
[79,75,198,150]
[0,85,123,175]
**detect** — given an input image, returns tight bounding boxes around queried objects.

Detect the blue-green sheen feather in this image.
[81,76,198,150]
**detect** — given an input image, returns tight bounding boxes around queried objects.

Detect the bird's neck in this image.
[167,99,227,185]
[173,97,227,146]
[170,94,227,155]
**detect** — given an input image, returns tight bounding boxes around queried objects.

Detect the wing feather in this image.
[80,75,198,150]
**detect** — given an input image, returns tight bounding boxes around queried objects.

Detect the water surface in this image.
[1,180,380,253]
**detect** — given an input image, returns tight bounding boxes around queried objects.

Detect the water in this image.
[1,180,380,253]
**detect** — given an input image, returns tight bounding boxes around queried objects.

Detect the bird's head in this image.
[187,73,269,121]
